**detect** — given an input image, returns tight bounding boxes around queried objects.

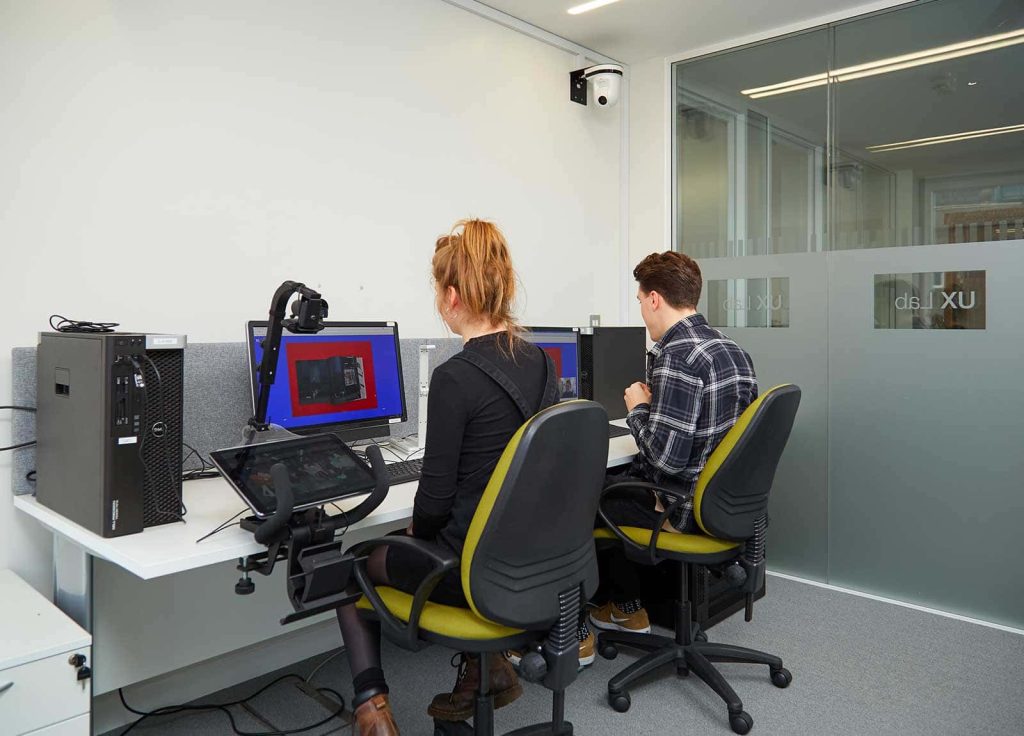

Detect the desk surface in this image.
[15,430,638,580]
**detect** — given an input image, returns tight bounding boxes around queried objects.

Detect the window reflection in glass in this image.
[833,0,1024,249]
[673,30,829,258]
[672,0,1024,256]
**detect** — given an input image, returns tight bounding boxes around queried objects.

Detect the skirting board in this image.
[93,618,343,734]
[766,571,1024,637]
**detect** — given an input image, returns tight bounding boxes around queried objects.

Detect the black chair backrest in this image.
[693,384,801,541]
[462,400,609,629]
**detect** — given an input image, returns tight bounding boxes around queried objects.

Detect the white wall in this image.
[0,0,622,588]
[626,56,668,326]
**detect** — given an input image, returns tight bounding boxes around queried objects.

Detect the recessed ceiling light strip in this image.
[835,27,1024,77]
[568,0,621,15]
[866,123,1024,152]
[836,35,1024,83]
[741,28,1024,98]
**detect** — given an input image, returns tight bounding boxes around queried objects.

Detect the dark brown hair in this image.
[632,251,702,309]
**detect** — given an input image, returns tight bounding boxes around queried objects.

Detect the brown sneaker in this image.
[427,653,523,722]
[578,629,596,667]
[506,629,595,670]
[589,601,651,634]
[354,693,400,736]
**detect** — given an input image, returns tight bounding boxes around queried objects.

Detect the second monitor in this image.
[247,321,407,443]
[522,326,580,400]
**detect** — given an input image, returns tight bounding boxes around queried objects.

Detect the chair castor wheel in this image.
[608,690,631,713]
[729,711,753,734]
[771,667,792,688]
[695,630,708,643]
[598,642,618,660]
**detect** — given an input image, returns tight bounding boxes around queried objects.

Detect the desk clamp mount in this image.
[233,445,390,625]
[229,279,389,622]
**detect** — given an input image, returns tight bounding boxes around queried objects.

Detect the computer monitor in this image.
[523,327,580,401]
[246,321,407,442]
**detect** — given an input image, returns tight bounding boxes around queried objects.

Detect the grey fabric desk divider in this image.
[9,337,463,497]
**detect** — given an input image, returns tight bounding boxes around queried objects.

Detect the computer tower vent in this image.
[579,334,594,401]
[138,349,184,527]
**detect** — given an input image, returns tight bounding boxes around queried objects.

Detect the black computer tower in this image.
[595,554,766,632]
[579,326,647,420]
[36,332,187,537]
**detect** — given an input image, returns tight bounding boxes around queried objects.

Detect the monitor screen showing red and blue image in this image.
[524,327,579,401]
[248,322,405,433]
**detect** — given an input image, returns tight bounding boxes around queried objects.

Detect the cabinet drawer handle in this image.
[0,682,12,695]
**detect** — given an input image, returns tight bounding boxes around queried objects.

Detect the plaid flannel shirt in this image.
[625,314,758,531]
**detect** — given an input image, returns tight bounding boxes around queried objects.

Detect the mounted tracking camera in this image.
[570,63,624,108]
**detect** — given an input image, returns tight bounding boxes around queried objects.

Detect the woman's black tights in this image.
[336,545,391,707]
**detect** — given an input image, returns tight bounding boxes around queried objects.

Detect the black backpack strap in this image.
[453,347,559,421]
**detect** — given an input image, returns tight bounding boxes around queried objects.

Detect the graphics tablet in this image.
[209,434,376,518]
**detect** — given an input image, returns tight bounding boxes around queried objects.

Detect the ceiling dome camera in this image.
[585,64,623,107]
[570,63,624,108]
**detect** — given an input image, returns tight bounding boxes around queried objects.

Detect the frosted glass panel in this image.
[706,277,790,328]
[677,0,1024,628]
[828,241,1024,628]
[699,255,828,579]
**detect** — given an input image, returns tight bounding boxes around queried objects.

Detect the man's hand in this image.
[624,382,652,412]
[405,521,415,536]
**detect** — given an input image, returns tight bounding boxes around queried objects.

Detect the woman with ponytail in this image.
[340,219,558,734]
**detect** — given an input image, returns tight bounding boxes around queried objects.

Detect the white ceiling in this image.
[477,0,913,62]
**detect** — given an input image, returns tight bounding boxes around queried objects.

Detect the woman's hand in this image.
[405,520,415,536]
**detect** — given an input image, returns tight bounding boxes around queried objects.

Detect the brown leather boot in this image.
[354,693,400,735]
[427,652,523,721]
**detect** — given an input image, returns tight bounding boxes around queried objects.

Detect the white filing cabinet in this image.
[0,570,92,736]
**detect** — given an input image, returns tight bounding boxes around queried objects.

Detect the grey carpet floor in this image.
[102,576,1024,736]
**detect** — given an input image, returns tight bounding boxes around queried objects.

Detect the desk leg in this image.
[53,534,93,633]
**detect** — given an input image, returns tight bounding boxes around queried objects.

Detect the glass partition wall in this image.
[674,0,1024,629]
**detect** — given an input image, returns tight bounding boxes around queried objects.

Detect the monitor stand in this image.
[327,424,392,444]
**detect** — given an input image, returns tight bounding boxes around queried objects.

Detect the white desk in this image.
[14,429,637,728]
[14,477,419,582]
[15,429,638,586]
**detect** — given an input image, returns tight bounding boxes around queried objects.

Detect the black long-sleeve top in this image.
[412,332,549,556]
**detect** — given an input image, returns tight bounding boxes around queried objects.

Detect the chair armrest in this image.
[350,535,459,651]
[598,480,693,565]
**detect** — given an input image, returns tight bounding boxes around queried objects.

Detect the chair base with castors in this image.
[596,555,792,734]
[598,594,791,734]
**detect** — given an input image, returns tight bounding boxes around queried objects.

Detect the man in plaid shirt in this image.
[589,250,758,637]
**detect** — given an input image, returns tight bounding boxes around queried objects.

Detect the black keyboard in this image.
[608,424,632,438]
[385,459,424,486]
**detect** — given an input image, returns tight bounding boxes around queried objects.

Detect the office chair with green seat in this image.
[594,384,801,735]
[353,400,610,736]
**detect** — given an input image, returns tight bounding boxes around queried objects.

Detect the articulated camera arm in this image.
[249,281,329,432]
